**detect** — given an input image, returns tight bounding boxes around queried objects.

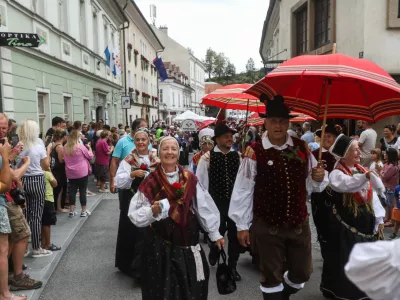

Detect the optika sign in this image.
[0,32,45,47]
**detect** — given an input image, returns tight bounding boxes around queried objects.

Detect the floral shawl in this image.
[138,164,198,228]
[124,148,158,171]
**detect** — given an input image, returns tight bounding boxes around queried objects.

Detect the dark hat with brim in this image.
[259,94,295,119]
[330,134,354,158]
[213,124,236,141]
[316,124,341,138]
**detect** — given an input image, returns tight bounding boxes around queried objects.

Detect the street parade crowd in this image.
[0,94,400,299]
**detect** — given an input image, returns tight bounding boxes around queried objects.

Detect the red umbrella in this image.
[202,84,265,113]
[197,120,215,131]
[246,111,305,126]
[290,114,316,123]
[245,53,400,161]
[245,54,400,122]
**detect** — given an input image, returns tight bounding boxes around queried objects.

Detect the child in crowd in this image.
[370,148,383,175]
[42,169,61,251]
[381,148,400,228]
[390,184,400,239]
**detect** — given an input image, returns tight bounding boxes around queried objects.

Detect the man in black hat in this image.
[197,123,244,281]
[229,95,328,300]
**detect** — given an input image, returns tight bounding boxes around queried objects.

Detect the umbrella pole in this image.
[242,99,250,153]
[318,79,332,166]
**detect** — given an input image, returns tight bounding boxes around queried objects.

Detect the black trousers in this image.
[210,213,244,268]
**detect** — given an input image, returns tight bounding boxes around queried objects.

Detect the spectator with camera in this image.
[0,115,27,300]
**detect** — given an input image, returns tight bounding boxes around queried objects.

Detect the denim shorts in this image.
[0,205,11,234]
[385,189,395,207]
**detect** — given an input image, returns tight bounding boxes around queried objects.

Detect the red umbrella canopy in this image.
[197,119,215,131]
[245,54,400,122]
[202,84,266,113]
[290,114,316,123]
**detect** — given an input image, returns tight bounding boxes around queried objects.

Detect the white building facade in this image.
[158,62,193,124]
[151,25,206,116]
[115,0,163,127]
[0,0,126,136]
[260,0,400,134]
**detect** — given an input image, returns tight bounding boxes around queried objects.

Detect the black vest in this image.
[209,149,240,215]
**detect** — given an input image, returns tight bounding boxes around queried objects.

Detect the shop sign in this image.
[0,32,46,47]
[181,119,197,132]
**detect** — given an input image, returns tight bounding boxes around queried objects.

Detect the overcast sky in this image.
[135,0,270,74]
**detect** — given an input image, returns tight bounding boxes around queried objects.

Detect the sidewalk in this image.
[20,179,118,300]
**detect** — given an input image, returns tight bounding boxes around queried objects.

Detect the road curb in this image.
[30,194,107,300]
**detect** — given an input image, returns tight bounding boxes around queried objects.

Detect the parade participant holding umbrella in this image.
[309,124,342,298]
[114,128,158,278]
[229,95,328,300]
[128,136,224,300]
[189,128,214,174]
[324,133,385,300]
[197,123,244,282]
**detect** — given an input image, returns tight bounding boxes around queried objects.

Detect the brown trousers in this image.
[250,217,313,288]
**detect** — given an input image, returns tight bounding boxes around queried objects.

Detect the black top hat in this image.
[213,124,236,141]
[330,134,354,158]
[316,124,341,138]
[259,94,293,119]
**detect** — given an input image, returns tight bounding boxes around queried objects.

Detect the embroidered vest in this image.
[208,149,240,215]
[253,138,309,226]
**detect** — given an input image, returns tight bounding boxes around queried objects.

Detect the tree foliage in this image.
[203,49,264,86]
[203,48,216,79]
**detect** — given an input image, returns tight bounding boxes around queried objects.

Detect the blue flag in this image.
[153,57,168,81]
[104,46,111,68]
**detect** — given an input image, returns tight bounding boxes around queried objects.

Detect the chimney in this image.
[159,25,168,36]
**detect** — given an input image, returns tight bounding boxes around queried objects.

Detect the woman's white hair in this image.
[158,136,179,158]
[17,119,40,150]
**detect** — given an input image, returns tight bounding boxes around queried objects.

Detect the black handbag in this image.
[216,248,236,295]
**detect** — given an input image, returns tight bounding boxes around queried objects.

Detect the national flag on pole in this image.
[153,56,168,81]
[104,46,111,68]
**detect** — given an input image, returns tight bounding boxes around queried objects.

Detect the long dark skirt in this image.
[115,189,144,279]
[141,227,210,300]
[317,192,375,300]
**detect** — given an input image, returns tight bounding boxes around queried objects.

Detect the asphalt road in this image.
[39,198,328,300]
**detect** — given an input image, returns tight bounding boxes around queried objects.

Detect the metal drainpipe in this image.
[122,0,129,125]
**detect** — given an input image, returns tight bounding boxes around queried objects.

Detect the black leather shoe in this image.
[231,268,241,281]
[263,292,283,300]
[208,249,218,266]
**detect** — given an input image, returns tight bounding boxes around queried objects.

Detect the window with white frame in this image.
[37,92,50,138]
[159,89,163,103]
[83,98,89,124]
[134,74,137,89]
[103,20,108,50]
[35,0,45,17]
[128,71,131,88]
[172,92,175,106]
[92,8,98,53]
[79,0,87,46]
[133,33,136,49]
[141,76,144,91]
[63,96,72,121]
[178,94,181,107]
[59,0,68,33]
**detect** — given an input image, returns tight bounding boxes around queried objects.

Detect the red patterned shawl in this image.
[138,164,198,228]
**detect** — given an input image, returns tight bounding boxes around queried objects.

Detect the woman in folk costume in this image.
[114,128,158,279]
[189,128,214,174]
[326,133,385,300]
[128,136,224,300]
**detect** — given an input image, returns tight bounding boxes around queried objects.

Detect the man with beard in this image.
[309,124,341,298]
[229,95,328,300]
[355,120,364,138]
[197,123,244,281]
